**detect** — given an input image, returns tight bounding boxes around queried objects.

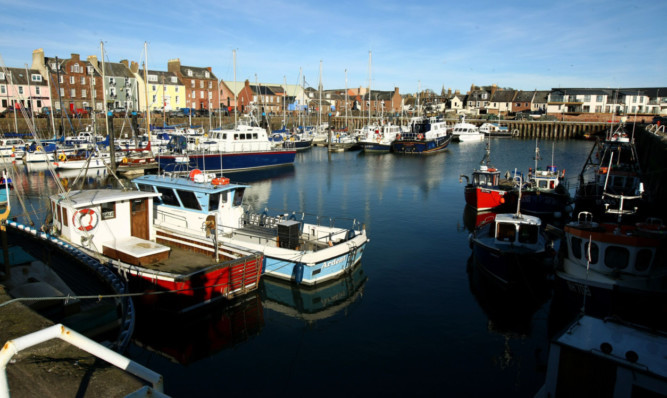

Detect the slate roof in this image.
[489,90,515,102]
[514,91,535,102]
[179,65,217,80]
[0,67,48,86]
[533,91,550,103]
[141,70,181,85]
[551,88,610,96]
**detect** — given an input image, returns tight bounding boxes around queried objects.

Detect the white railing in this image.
[0,324,165,398]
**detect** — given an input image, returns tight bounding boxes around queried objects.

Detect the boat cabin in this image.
[50,189,170,266]
[133,171,248,237]
[537,315,667,398]
[472,165,501,187]
[487,213,542,249]
[563,212,664,278]
[529,166,561,190]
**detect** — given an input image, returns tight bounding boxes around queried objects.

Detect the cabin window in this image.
[518,224,538,244]
[538,180,548,188]
[233,188,245,206]
[221,191,228,204]
[496,223,516,242]
[101,202,116,220]
[209,193,220,211]
[136,184,154,193]
[156,187,179,206]
[635,249,652,271]
[62,208,68,227]
[571,237,582,259]
[584,241,599,264]
[176,190,201,210]
[604,246,629,270]
[253,133,258,139]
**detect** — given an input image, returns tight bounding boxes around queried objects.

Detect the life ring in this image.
[396,134,401,140]
[58,153,67,162]
[36,146,43,152]
[122,157,129,164]
[417,134,424,140]
[72,208,99,232]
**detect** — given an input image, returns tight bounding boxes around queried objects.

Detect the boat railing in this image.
[243,207,364,232]
[155,208,190,229]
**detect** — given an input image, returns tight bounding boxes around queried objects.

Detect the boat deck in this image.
[150,244,231,274]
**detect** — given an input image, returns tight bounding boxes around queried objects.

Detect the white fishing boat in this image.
[133,170,369,285]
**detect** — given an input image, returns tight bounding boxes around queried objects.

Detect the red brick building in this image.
[168,59,219,111]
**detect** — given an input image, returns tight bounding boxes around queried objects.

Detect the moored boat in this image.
[133,170,370,286]
[391,116,452,154]
[452,115,484,142]
[47,185,263,312]
[460,140,516,211]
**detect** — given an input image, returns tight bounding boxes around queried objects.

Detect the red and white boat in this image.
[460,142,515,211]
[48,186,262,312]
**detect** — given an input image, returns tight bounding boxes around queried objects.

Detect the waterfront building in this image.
[132,66,185,113]
[0,66,50,114]
[167,59,219,112]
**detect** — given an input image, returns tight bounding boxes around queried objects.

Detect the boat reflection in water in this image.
[466,255,551,371]
[260,262,367,324]
[462,204,497,233]
[131,292,264,365]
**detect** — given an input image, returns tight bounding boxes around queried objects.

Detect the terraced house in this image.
[131,65,185,113]
[0,66,50,114]
[168,59,219,112]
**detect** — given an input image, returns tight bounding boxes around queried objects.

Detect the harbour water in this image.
[11,138,595,396]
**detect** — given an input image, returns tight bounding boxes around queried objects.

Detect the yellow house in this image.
[131,61,186,112]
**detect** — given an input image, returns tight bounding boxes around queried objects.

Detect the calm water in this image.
[13,138,594,397]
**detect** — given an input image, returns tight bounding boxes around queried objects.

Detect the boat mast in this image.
[283,75,286,129]
[345,68,348,129]
[368,51,371,125]
[100,41,115,170]
[143,41,151,141]
[233,49,237,128]
[318,60,322,127]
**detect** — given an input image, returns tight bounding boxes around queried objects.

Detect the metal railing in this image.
[0,324,164,398]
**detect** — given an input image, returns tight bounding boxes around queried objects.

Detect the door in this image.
[130,198,149,240]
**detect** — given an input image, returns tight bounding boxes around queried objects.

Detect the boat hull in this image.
[471,240,551,289]
[360,142,392,153]
[157,149,296,172]
[391,135,452,154]
[464,185,513,211]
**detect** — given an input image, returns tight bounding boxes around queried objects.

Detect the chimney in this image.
[207,67,212,73]
[87,55,99,71]
[71,53,80,62]
[130,61,139,74]
[167,58,181,74]
[120,59,129,68]
[31,48,45,71]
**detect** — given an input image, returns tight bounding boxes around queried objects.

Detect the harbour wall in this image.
[0,115,616,140]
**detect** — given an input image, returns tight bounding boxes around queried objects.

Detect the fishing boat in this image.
[46,184,263,312]
[452,115,484,142]
[536,314,667,398]
[468,180,555,290]
[574,123,645,221]
[553,209,667,330]
[513,140,573,219]
[391,116,452,154]
[358,123,402,153]
[132,170,369,286]
[460,140,516,211]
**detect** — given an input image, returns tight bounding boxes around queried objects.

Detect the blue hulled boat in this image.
[133,171,369,285]
[391,116,452,154]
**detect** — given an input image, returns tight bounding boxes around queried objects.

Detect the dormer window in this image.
[0,72,5,80]
[87,66,93,75]
[148,74,157,82]
[187,69,193,77]
[171,76,177,84]
[31,74,42,82]
[50,63,56,71]
[204,71,210,78]
[482,93,488,100]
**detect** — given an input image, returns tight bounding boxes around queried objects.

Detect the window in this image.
[152,95,157,103]
[171,76,177,83]
[59,76,64,84]
[604,246,629,270]
[175,87,179,93]
[60,88,65,97]
[233,188,245,206]
[18,87,23,95]
[191,81,195,88]
[81,77,86,85]
[187,70,193,77]
[596,95,603,102]
[31,74,42,82]
[518,224,538,244]
[635,249,652,271]
[571,237,582,259]
[200,91,204,99]
[0,72,4,80]
[496,223,516,242]
[152,85,157,92]
[208,81,212,89]
[136,184,154,193]
[87,66,93,75]
[156,187,179,206]
[100,202,116,220]
[200,81,204,88]
[208,193,220,211]
[176,190,201,210]
[70,76,75,84]
[71,89,76,97]
[204,71,210,78]
[584,95,591,102]
[0,85,4,94]
[109,77,115,85]
[175,96,179,103]
[148,74,157,82]
[62,207,68,227]
[82,89,86,98]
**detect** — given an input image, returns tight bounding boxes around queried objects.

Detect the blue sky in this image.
[0,0,665,94]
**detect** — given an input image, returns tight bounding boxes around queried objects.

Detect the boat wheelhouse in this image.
[469,212,553,289]
[133,170,369,286]
[461,165,515,211]
[391,116,452,154]
[452,115,484,142]
[48,186,262,312]
[536,315,667,398]
[554,211,667,328]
